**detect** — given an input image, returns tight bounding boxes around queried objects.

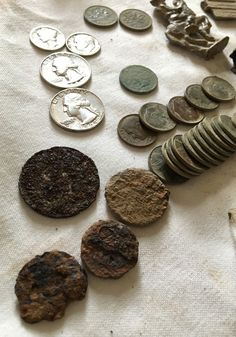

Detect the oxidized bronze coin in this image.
[139,102,176,132]
[19,147,100,218]
[119,65,158,94]
[119,9,152,31]
[167,96,204,125]
[84,5,118,27]
[117,114,157,147]
[148,145,187,184]
[15,251,87,323]
[185,84,219,111]
[105,168,169,226]
[81,219,139,279]
[218,115,236,142]
[202,76,236,102]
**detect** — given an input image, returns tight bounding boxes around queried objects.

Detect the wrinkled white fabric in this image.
[0,1,235,336]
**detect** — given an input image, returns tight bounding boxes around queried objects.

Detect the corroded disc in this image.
[84,5,118,27]
[202,76,235,102]
[185,84,219,111]
[119,9,152,31]
[218,115,236,142]
[211,117,236,148]
[81,219,139,279]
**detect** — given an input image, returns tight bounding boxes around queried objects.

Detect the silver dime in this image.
[29,26,65,51]
[40,52,91,88]
[66,32,101,57]
[50,88,105,131]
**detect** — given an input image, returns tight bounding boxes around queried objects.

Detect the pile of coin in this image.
[149,114,236,183]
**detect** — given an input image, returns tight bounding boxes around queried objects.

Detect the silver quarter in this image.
[29,26,65,51]
[40,52,91,88]
[66,32,101,56]
[50,88,105,131]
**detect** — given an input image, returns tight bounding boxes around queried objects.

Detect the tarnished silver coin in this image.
[40,52,91,88]
[119,9,152,31]
[185,84,219,111]
[66,32,101,57]
[139,102,176,132]
[202,76,236,102]
[50,88,105,132]
[218,115,236,142]
[232,113,236,128]
[84,5,118,27]
[211,117,236,148]
[29,26,65,51]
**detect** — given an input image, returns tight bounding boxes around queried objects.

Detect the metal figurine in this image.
[150,0,229,58]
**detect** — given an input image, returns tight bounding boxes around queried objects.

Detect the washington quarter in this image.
[40,52,91,88]
[50,88,105,131]
[29,26,65,51]
[66,32,101,56]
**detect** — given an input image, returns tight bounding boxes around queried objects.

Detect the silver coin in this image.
[66,32,101,56]
[50,88,105,131]
[29,26,65,51]
[40,52,91,88]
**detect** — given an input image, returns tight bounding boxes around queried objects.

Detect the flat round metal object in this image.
[232,113,236,128]
[218,115,236,142]
[29,26,65,51]
[117,114,157,147]
[148,145,187,184]
[19,147,100,218]
[66,32,101,56]
[139,102,176,132]
[202,76,236,102]
[119,9,152,31]
[40,52,91,88]
[119,65,158,94]
[211,117,236,148]
[50,88,105,132]
[167,96,204,125]
[185,84,219,111]
[84,5,118,27]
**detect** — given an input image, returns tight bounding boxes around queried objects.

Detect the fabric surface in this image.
[0,0,236,336]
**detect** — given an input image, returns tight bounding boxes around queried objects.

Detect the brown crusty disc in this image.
[81,219,139,278]
[15,251,88,323]
[18,146,100,218]
[105,168,169,226]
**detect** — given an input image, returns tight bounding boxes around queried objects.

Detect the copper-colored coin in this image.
[105,168,169,226]
[15,251,88,323]
[81,219,139,279]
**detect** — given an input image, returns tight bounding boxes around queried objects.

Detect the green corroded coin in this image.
[119,9,152,31]
[139,102,176,132]
[167,96,204,125]
[84,6,118,27]
[119,65,158,94]
[117,114,157,147]
[202,76,236,102]
[148,145,187,184]
[185,84,219,111]
[218,115,236,142]
[211,117,236,148]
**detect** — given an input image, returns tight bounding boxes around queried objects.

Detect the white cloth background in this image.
[0,1,235,336]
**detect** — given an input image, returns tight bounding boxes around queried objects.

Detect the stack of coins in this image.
[149,114,236,183]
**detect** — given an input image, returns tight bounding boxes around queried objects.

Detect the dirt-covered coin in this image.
[167,96,204,125]
[84,5,118,27]
[139,102,176,132]
[19,147,100,218]
[202,76,235,102]
[119,65,158,94]
[105,168,169,226]
[81,219,139,279]
[211,117,236,148]
[218,115,236,142]
[15,251,88,323]
[119,9,152,31]
[185,84,219,111]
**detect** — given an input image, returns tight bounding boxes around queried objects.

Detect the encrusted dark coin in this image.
[84,5,118,27]
[19,147,100,218]
[119,65,158,94]
[185,84,219,111]
[148,145,187,184]
[218,115,236,142]
[15,251,88,323]
[167,96,204,125]
[119,9,152,31]
[202,76,236,102]
[105,168,169,226]
[117,114,157,147]
[139,102,176,132]
[211,117,236,148]
[81,219,139,279]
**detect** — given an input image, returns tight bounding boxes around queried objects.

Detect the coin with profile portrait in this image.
[66,32,101,56]
[30,26,65,51]
[40,52,91,88]
[50,88,105,131]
